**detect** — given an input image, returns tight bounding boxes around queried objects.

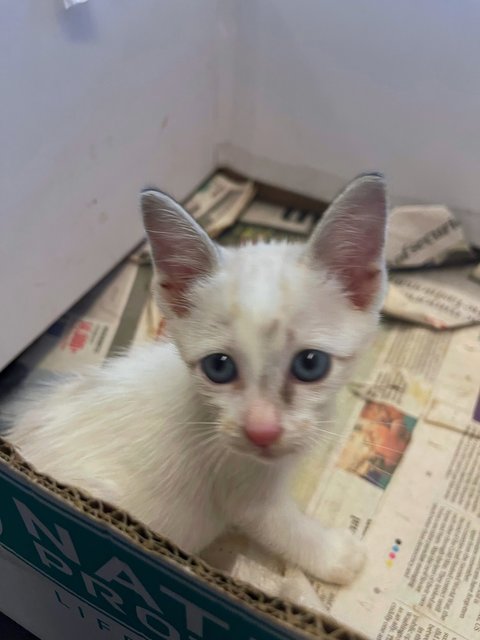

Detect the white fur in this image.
[7,174,387,585]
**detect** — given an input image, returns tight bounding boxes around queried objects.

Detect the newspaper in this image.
[0,254,144,412]
[385,205,473,269]
[384,266,480,330]
[240,200,319,236]
[303,324,480,640]
[185,173,256,237]
[381,204,480,329]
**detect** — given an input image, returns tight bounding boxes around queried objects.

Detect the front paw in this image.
[306,529,366,586]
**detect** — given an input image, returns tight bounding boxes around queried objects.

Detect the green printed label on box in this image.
[0,464,301,640]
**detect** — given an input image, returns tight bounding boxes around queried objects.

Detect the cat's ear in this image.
[305,173,387,310]
[141,189,220,316]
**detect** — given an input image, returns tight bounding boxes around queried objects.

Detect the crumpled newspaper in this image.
[385,204,473,268]
[383,204,479,329]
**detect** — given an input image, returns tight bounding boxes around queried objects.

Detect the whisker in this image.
[309,426,412,455]
[183,420,219,423]
[209,446,229,480]
[315,419,415,428]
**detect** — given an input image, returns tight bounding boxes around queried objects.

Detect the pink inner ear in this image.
[336,264,381,310]
[328,224,385,310]
[308,174,387,311]
[160,265,200,317]
[142,190,219,318]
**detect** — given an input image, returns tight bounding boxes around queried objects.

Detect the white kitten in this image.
[7,173,387,586]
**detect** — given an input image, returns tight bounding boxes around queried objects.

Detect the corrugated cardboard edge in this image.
[0,438,367,640]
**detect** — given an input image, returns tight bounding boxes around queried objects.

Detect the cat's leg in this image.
[232,495,366,585]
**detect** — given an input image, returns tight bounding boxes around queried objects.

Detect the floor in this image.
[0,612,38,639]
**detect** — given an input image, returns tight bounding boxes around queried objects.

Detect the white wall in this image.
[3,1,480,369]
[0,0,218,368]
[218,0,480,241]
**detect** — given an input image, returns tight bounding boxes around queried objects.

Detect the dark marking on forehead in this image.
[286,328,295,345]
[263,318,280,336]
[280,378,294,405]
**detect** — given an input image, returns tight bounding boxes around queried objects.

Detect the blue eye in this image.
[291,350,331,382]
[201,353,238,384]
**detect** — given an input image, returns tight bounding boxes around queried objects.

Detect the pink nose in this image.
[245,423,282,447]
[244,401,283,448]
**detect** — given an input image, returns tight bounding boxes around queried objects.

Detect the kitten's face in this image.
[170,244,381,460]
[142,174,388,462]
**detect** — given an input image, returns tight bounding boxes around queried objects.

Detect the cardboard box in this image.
[0,440,362,640]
